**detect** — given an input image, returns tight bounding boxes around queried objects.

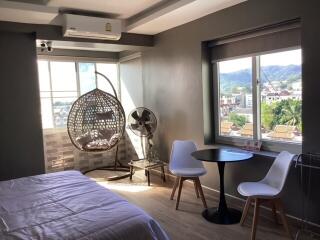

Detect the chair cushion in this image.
[237,182,280,198]
[170,167,207,177]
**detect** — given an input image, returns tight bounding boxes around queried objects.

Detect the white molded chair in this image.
[169,140,207,210]
[237,151,295,240]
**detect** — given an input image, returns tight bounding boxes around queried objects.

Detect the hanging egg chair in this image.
[67,71,129,180]
[67,88,125,152]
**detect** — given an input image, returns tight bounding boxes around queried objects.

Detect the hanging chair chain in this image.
[95,71,119,100]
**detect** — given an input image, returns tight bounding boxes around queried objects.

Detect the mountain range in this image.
[220,65,301,93]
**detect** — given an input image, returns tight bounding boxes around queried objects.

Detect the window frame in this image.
[213,46,302,153]
[37,56,120,130]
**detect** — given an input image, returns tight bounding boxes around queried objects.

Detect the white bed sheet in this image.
[0,170,169,240]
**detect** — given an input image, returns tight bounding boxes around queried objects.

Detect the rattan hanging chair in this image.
[67,71,129,180]
[67,88,125,152]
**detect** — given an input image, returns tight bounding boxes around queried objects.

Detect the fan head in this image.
[128,107,157,137]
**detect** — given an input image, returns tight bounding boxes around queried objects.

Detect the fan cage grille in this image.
[128,107,157,137]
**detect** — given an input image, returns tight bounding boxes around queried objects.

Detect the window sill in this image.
[43,128,68,134]
[213,135,302,155]
[207,142,277,157]
[206,142,300,161]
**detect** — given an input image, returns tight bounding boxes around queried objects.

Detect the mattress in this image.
[0,170,169,240]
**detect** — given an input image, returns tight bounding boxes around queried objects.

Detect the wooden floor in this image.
[86,170,296,240]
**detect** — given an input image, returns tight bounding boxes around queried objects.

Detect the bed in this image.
[0,170,169,240]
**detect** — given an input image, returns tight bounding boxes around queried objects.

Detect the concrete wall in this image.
[0,31,45,180]
[141,0,320,223]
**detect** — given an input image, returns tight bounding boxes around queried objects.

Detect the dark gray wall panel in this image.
[0,31,45,180]
[299,1,320,224]
[201,42,215,144]
[210,26,301,61]
[301,0,320,153]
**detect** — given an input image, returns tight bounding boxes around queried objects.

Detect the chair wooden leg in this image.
[170,177,179,200]
[161,166,166,182]
[275,199,292,239]
[193,180,199,198]
[146,170,150,186]
[195,177,207,209]
[176,177,184,210]
[251,198,260,240]
[271,200,279,224]
[240,197,252,226]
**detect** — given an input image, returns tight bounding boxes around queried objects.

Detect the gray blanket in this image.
[0,170,169,240]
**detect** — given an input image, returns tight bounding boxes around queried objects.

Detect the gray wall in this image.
[142,0,320,223]
[120,56,144,115]
[0,31,45,180]
[143,0,301,155]
[120,56,146,159]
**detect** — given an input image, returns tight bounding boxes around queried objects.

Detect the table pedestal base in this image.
[202,207,242,224]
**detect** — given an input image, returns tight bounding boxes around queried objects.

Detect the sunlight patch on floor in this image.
[86,170,154,193]
[96,181,153,193]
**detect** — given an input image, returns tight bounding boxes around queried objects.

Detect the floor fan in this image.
[127,107,157,160]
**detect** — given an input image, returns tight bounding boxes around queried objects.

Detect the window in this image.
[218,57,253,138]
[215,48,302,147]
[37,59,119,129]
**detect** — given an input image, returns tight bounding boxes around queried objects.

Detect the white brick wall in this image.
[42,129,138,173]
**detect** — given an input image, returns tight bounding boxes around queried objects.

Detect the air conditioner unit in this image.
[63,14,122,40]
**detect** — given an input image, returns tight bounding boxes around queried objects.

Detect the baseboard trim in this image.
[200,184,320,229]
[149,168,320,230]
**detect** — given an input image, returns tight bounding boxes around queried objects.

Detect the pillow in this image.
[84,139,110,150]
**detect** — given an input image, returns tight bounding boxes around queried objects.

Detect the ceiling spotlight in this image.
[40,41,53,52]
[46,41,53,52]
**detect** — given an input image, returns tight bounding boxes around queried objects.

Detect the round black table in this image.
[191,148,253,225]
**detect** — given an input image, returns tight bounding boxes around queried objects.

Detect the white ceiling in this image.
[0,1,57,25]
[0,0,247,35]
[47,0,165,19]
[127,0,247,34]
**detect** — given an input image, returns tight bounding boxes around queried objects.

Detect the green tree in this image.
[229,112,246,127]
[274,99,302,130]
[261,102,275,130]
[261,99,302,132]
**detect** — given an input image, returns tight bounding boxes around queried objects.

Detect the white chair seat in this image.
[171,167,207,177]
[237,151,295,240]
[238,182,280,198]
